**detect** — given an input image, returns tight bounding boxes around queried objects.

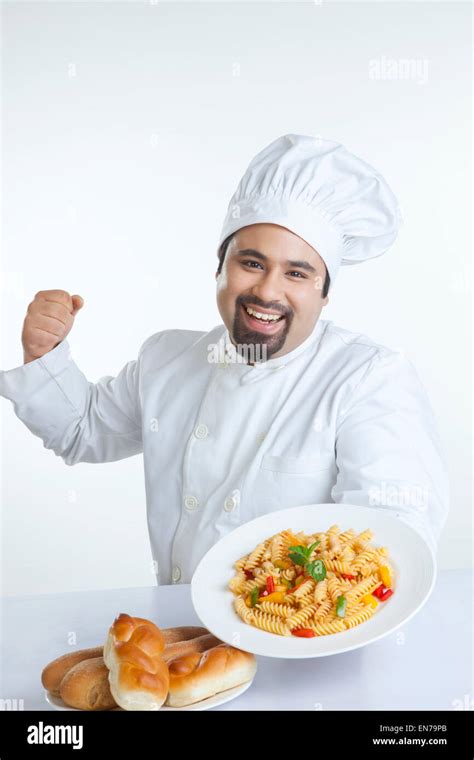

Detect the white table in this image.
[1,569,472,710]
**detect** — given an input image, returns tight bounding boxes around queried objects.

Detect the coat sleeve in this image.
[332,350,449,553]
[0,335,157,465]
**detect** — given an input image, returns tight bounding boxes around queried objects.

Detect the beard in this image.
[231,294,294,362]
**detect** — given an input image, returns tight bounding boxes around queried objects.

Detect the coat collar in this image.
[220,319,326,385]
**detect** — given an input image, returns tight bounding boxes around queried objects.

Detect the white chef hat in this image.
[217,133,402,284]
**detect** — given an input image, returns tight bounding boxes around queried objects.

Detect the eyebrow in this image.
[236,248,317,274]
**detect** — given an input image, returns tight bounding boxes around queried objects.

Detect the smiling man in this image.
[0,134,449,585]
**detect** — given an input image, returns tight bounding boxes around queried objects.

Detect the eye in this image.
[242,260,263,269]
[288,271,307,279]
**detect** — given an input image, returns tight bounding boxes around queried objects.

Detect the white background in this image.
[1,1,471,596]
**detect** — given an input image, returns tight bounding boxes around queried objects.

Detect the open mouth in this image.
[241,303,286,334]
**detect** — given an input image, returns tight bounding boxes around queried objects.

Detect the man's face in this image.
[215,223,329,361]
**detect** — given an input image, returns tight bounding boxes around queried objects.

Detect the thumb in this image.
[71,294,84,315]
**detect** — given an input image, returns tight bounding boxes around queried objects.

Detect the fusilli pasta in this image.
[229,524,396,639]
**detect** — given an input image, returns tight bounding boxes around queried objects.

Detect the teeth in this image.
[245,306,282,322]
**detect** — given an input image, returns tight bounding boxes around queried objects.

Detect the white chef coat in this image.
[0,318,449,584]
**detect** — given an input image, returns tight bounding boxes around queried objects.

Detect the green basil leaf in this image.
[289,552,307,567]
[307,540,321,555]
[288,544,308,556]
[306,559,327,582]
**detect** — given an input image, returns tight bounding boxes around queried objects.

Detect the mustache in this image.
[236,294,292,318]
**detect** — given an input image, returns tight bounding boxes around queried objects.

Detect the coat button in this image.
[172,566,181,582]
[194,423,209,439]
[184,495,199,511]
[224,490,240,512]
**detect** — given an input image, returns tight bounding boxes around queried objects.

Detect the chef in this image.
[0,134,449,585]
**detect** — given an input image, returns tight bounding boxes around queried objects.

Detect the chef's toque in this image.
[217,134,402,285]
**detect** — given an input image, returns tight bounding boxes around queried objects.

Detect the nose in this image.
[250,268,284,306]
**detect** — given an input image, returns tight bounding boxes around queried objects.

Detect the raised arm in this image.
[0,290,151,464]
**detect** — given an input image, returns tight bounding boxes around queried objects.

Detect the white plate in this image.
[44,676,253,711]
[191,503,436,659]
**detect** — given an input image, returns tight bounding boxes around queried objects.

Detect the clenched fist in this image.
[22,290,84,364]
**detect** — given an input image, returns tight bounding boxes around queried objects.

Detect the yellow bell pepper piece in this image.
[274,559,293,570]
[257,591,287,604]
[378,565,392,587]
[287,531,301,545]
[362,594,378,608]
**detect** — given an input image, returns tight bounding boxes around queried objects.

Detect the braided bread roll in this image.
[103,613,169,710]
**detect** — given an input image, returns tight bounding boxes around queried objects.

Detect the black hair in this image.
[216,232,331,298]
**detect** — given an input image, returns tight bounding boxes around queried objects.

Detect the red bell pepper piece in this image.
[372,584,394,601]
[372,584,386,599]
[341,573,356,580]
[244,569,254,580]
[266,576,275,594]
[291,628,315,638]
[286,576,305,594]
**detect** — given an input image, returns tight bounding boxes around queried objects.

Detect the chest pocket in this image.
[260,453,333,474]
[254,451,335,511]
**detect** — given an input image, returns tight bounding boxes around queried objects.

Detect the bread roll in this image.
[161,626,209,645]
[41,647,104,697]
[103,613,169,711]
[165,644,257,707]
[60,657,117,710]
[162,633,223,663]
[41,615,237,710]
